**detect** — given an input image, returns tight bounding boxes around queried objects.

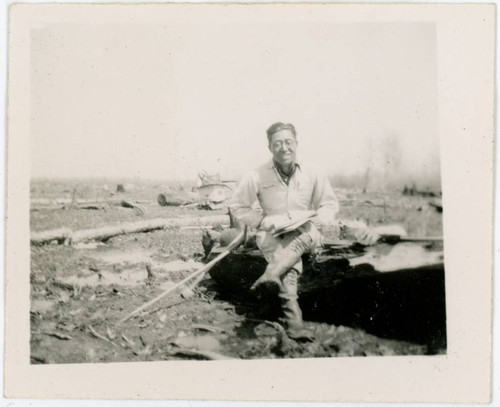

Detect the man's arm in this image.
[311,168,339,224]
[228,172,264,229]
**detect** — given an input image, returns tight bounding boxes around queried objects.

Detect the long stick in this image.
[378,235,443,244]
[117,228,246,325]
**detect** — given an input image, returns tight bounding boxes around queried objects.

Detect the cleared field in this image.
[29,179,444,363]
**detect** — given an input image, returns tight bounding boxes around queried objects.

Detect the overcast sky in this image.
[31,22,439,183]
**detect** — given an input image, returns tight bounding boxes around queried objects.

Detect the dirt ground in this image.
[30,181,443,363]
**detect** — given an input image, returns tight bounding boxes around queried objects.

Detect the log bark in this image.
[30,228,73,245]
[157,191,198,207]
[31,215,229,245]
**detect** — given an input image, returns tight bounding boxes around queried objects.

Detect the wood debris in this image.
[88,325,118,348]
[44,331,73,340]
[192,324,224,333]
[170,349,237,360]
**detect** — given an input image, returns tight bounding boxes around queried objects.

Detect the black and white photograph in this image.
[4,2,495,403]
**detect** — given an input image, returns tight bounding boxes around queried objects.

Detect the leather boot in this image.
[279,269,314,341]
[251,231,311,290]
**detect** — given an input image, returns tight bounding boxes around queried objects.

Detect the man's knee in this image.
[288,237,309,255]
[289,230,319,254]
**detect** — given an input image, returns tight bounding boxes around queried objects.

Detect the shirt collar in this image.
[271,160,301,186]
[268,159,301,172]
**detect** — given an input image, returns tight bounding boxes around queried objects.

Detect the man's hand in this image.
[259,214,290,232]
[310,214,322,228]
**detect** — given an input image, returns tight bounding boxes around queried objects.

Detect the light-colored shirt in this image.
[273,160,298,185]
[229,160,339,229]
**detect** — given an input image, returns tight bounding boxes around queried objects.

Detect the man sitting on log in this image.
[229,122,339,340]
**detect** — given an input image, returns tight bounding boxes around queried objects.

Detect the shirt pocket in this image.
[295,183,314,206]
[258,183,286,212]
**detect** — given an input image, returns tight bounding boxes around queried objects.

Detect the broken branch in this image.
[88,325,119,348]
[170,349,237,360]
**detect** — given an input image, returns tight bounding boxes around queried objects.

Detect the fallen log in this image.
[208,241,446,348]
[30,198,151,211]
[31,215,229,245]
[30,228,73,245]
[157,192,198,207]
[76,203,108,210]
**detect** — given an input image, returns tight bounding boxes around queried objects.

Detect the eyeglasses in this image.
[271,139,296,149]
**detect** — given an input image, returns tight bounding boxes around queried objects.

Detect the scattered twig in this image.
[72,284,82,299]
[88,325,118,348]
[138,297,187,319]
[44,331,73,340]
[164,297,189,310]
[31,355,47,364]
[121,333,135,347]
[133,345,152,356]
[179,203,201,209]
[170,349,237,360]
[120,200,145,216]
[140,306,162,317]
[192,324,223,333]
[146,263,156,280]
[199,290,216,303]
[106,326,117,340]
[264,321,293,353]
[52,279,77,291]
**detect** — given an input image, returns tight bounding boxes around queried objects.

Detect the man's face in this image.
[268,129,298,167]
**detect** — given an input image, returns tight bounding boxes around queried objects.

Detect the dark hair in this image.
[266,122,297,143]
